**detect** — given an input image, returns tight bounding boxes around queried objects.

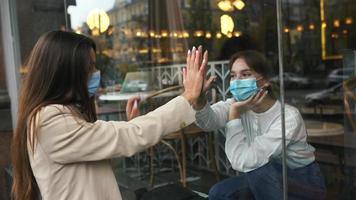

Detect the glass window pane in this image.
[6,0,354,199]
[0,5,14,199]
[0,21,12,132]
[68,0,289,198]
[281,0,356,199]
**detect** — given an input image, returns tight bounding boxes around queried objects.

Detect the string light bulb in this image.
[232,0,245,10]
[220,14,234,36]
[218,0,234,12]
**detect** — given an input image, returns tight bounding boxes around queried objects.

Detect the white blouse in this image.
[195,98,315,172]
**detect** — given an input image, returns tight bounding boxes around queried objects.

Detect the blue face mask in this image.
[230,78,259,101]
[88,71,101,97]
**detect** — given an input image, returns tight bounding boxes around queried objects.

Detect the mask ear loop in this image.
[256,77,270,92]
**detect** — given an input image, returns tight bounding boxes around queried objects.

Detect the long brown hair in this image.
[11,31,97,200]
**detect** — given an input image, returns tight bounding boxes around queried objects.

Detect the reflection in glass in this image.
[281,1,356,199]
[65,0,356,199]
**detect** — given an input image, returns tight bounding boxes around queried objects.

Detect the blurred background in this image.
[0,0,355,199]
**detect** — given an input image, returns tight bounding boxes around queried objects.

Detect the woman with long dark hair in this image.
[11,30,207,200]
[195,50,326,199]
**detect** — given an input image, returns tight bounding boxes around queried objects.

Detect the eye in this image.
[242,73,252,78]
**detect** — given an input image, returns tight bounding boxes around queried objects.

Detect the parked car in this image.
[327,67,353,87]
[304,82,343,105]
[271,72,310,88]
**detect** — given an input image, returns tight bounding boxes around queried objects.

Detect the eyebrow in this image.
[240,69,252,73]
[230,69,251,74]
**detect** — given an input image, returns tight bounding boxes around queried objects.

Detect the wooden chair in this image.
[143,86,220,187]
[343,77,356,132]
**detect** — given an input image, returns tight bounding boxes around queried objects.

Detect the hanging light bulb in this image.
[296,25,303,32]
[309,24,315,30]
[220,14,234,36]
[194,30,204,37]
[161,30,168,37]
[218,0,234,12]
[205,32,212,39]
[87,9,110,33]
[333,19,340,28]
[345,17,353,25]
[232,0,245,10]
[233,31,241,37]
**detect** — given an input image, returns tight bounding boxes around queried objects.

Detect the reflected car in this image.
[98,71,181,102]
[120,71,158,93]
[304,83,343,105]
[270,72,310,88]
[327,67,353,87]
[125,80,148,92]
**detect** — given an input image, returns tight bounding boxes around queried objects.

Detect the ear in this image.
[258,78,271,89]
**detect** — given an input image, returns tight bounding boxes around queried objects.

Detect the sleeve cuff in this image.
[195,101,210,115]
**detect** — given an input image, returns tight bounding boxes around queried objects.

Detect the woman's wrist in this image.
[182,92,196,106]
[192,94,207,110]
[229,106,241,120]
[182,92,207,109]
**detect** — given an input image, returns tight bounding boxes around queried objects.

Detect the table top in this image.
[98,90,181,101]
[300,105,344,115]
[307,132,356,149]
[305,120,344,137]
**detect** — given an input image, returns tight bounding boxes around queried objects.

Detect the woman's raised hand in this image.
[126,96,141,121]
[182,46,208,106]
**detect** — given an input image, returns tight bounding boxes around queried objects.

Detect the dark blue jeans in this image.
[208,162,326,200]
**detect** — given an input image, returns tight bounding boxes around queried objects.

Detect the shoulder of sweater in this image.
[266,104,302,128]
[284,104,301,117]
[39,104,70,115]
[36,104,75,124]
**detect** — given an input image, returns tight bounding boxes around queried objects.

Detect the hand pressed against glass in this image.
[126,96,141,120]
[126,46,208,120]
[182,46,208,105]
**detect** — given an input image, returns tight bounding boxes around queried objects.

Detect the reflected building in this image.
[282,0,356,74]
[107,0,224,68]
[16,0,76,64]
[108,0,148,66]
[107,0,356,72]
